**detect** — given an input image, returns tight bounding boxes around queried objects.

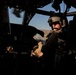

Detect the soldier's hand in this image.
[31,41,43,58]
[6,46,13,52]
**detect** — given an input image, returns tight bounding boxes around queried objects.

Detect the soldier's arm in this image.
[31,32,58,58]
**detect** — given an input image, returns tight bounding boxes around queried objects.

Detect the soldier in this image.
[31,13,69,75]
[47,13,69,74]
[32,13,68,57]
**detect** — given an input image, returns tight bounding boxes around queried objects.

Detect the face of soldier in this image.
[52,21,61,32]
